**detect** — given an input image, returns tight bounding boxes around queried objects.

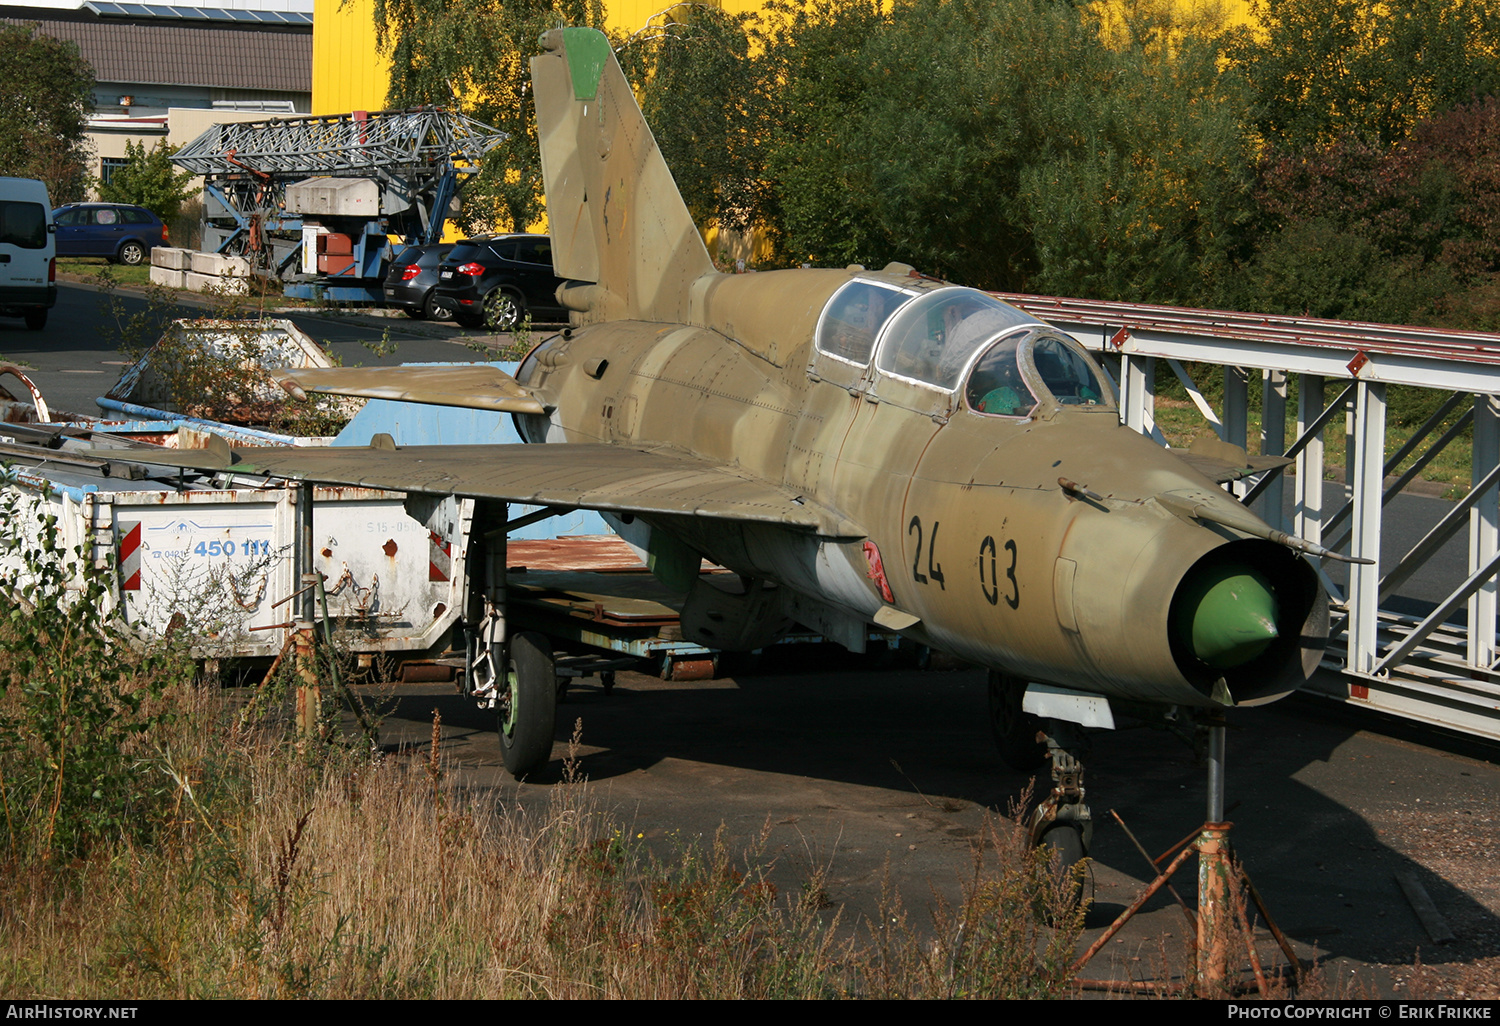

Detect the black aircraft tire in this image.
[1040,824,1088,914]
[499,631,557,778]
[988,671,1047,771]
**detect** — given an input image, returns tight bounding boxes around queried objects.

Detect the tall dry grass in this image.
[0,678,1090,999]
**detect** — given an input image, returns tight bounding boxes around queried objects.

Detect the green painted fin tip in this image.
[561,27,611,101]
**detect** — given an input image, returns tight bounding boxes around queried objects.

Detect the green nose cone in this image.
[1174,565,1281,669]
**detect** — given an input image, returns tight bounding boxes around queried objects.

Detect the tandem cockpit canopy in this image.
[964,334,1115,418]
[813,279,1116,417]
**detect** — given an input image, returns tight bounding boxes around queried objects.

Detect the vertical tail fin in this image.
[531,27,715,324]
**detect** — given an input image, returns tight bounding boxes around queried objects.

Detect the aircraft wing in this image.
[1172,434,1294,484]
[1171,450,1293,484]
[118,440,865,538]
[280,365,546,414]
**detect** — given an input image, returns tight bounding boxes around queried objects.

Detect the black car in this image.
[383,242,455,320]
[52,203,166,265]
[434,234,566,331]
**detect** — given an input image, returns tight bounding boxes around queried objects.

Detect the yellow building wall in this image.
[610,0,763,36]
[1092,0,1254,45]
[312,0,391,116]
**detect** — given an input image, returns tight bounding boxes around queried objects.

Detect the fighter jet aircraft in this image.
[116,27,1336,862]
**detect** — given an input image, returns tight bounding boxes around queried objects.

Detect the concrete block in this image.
[151,247,191,271]
[149,265,186,289]
[184,270,249,296]
[188,251,251,277]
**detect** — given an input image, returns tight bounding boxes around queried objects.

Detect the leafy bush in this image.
[0,488,191,861]
[98,140,197,224]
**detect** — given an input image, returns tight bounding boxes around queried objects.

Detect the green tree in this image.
[618,3,763,239]
[745,0,1253,304]
[750,0,893,269]
[371,0,605,233]
[1234,0,1500,149]
[99,139,196,222]
[0,23,95,203]
[1229,97,1500,327]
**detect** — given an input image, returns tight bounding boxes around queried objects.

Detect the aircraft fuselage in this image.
[515,266,1325,711]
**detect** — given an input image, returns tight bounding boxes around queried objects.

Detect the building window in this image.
[100,157,129,187]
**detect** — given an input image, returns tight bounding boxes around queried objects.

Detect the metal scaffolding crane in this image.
[172,108,507,299]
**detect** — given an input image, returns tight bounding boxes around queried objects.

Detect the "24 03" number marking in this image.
[908,516,1019,609]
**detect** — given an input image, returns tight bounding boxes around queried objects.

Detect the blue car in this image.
[52,203,167,266]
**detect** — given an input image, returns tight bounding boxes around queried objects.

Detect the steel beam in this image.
[1346,382,1387,676]
[1294,374,1326,547]
[1260,369,1287,531]
[1121,354,1158,440]
[172,108,507,178]
[1222,367,1249,451]
[1470,396,1500,669]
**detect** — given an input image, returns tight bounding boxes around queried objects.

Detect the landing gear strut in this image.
[464,501,559,778]
[1030,716,1093,897]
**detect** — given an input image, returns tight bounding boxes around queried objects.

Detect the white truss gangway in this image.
[999,293,1500,742]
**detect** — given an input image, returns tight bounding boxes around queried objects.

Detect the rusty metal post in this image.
[293,623,319,735]
[294,481,319,736]
[1197,822,1235,994]
[1070,841,1198,975]
[1197,720,1233,992]
[1206,716,1226,822]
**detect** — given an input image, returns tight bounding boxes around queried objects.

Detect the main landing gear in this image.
[464,502,560,779]
[470,611,557,776]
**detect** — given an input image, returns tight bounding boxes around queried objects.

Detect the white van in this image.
[0,177,57,330]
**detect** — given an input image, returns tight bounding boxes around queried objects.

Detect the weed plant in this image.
[0,489,194,862]
[0,703,1093,999]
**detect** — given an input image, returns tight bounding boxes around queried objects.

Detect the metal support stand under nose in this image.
[1071,719,1304,996]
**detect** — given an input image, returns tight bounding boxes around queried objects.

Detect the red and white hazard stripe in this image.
[428,530,451,582]
[118,521,142,591]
